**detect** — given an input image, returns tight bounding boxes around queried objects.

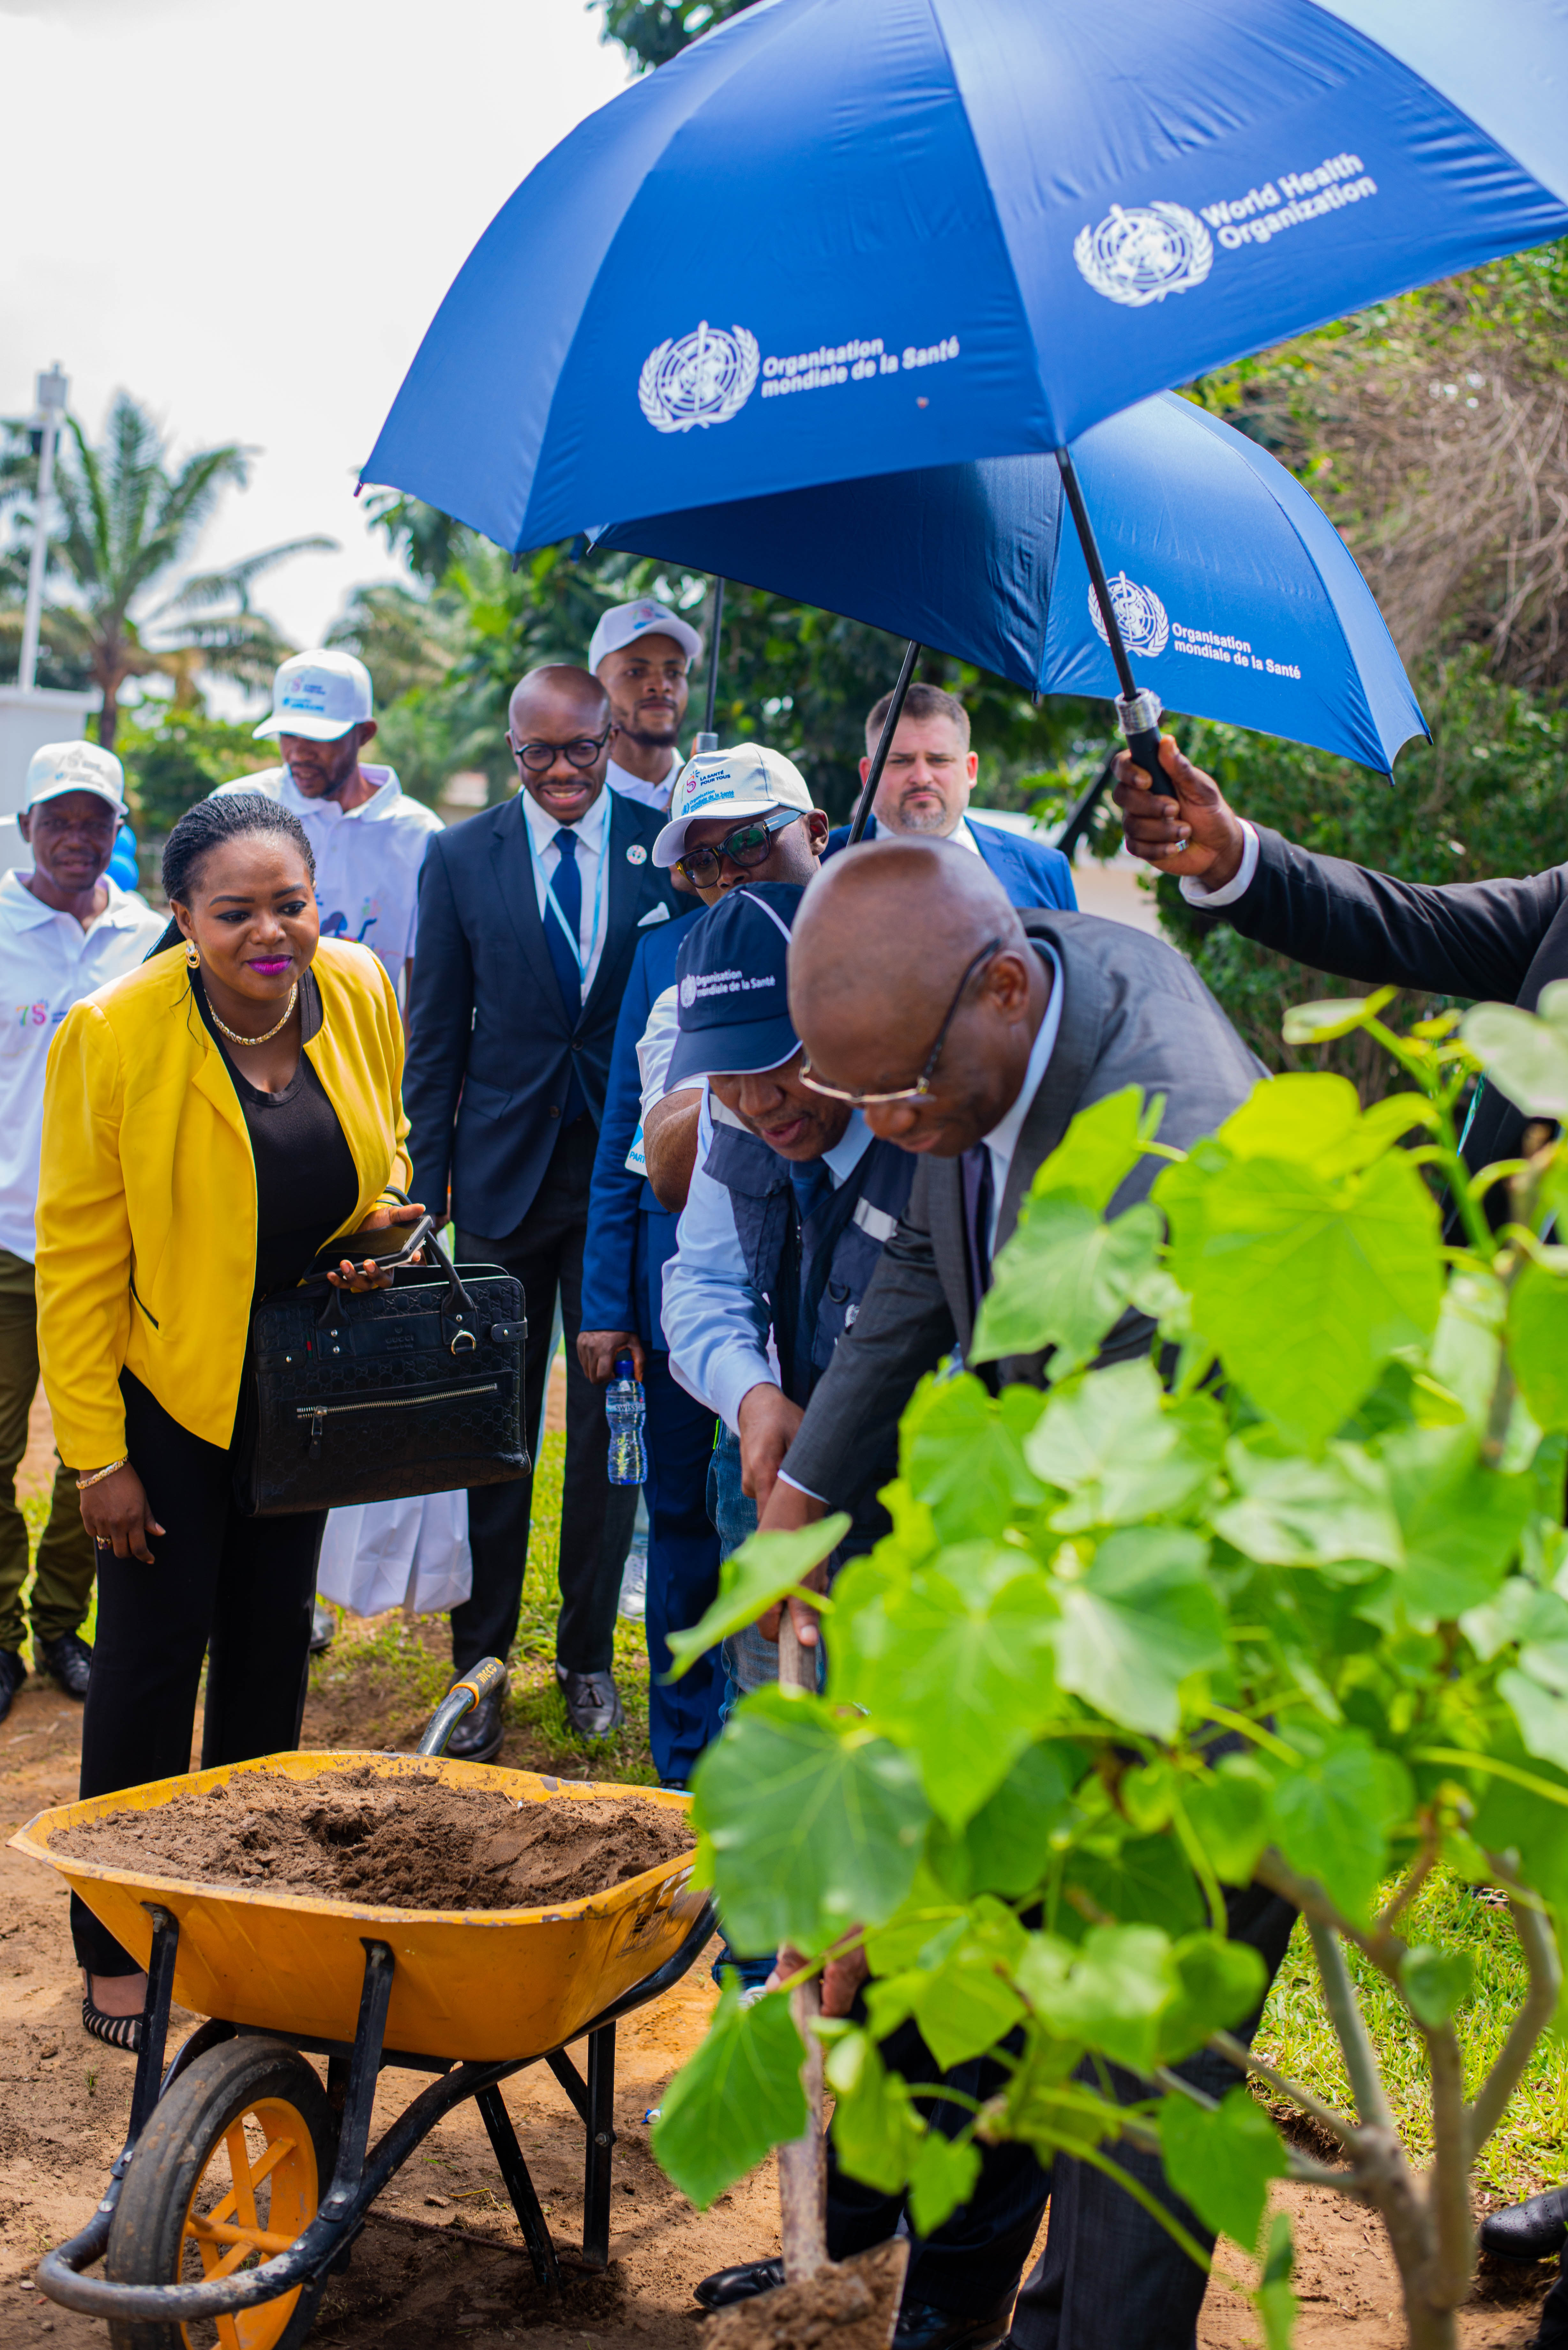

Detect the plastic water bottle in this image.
[606,1353,647,1485]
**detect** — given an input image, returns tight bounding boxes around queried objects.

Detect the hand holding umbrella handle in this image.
[1118,690,1172,800]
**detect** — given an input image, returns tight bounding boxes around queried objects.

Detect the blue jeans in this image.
[707,1422,824,1717]
[641,1352,725,1784]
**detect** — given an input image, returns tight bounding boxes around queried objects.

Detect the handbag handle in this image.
[312,1210,479,1336]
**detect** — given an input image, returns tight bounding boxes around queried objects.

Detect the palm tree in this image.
[0,392,335,748]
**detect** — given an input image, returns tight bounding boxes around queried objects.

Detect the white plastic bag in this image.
[315,1489,472,1618]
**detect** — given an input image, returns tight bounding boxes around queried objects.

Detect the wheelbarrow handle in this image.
[417,1656,508,1756]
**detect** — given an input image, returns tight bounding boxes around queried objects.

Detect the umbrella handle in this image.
[1056,449,1177,800]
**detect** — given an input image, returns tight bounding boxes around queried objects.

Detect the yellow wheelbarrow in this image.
[11,1660,715,2350]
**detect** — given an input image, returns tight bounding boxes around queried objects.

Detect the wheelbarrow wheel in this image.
[105,2035,335,2350]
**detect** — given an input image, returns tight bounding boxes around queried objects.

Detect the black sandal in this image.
[82,1994,143,2052]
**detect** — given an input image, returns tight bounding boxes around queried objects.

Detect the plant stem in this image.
[1466,1865,1563,2156]
[1423,2018,1474,2311]
[1306,1917,1396,2134]
[1206,2032,1360,2150]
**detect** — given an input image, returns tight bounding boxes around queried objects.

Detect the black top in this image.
[194,971,360,1298]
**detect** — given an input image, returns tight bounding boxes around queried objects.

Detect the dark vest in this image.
[704,1112,916,1406]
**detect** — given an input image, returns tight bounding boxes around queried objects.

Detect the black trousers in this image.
[73,1367,325,1976]
[455,1115,637,1679]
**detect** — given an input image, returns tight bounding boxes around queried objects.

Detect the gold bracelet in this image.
[76,1458,128,1492]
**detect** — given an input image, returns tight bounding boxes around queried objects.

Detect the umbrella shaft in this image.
[849,638,921,844]
[704,577,725,737]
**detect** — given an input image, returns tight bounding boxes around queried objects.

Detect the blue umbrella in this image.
[365,0,1568,555]
[591,391,1426,777]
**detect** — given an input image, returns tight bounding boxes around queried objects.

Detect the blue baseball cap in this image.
[666,884,805,1088]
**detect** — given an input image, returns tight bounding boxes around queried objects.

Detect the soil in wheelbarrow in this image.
[52,1768,695,1911]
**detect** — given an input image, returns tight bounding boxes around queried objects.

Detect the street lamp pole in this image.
[17,365,68,694]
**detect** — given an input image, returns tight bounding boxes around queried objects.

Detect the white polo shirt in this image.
[0,870,166,1265]
[607,749,679,813]
[212,765,441,998]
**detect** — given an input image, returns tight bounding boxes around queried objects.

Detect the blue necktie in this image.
[545,828,583,1018]
[961,1144,994,1315]
[545,828,587,1126]
[790,1159,835,1229]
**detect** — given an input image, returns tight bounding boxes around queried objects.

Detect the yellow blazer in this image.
[36,938,412,1469]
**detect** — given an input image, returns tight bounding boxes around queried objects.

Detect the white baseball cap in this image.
[253,649,373,742]
[588,599,702,675]
[24,739,126,815]
[653,742,813,868]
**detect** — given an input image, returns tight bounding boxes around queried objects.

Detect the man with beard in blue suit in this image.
[824,684,1076,914]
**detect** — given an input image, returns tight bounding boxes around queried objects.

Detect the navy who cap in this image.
[666,883,805,1088]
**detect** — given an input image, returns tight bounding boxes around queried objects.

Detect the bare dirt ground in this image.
[0,1367,1557,2349]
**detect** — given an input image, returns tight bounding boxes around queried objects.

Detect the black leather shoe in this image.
[1480,2185,1568,2260]
[894,2303,1013,2350]
[556,1665,624,1741]
[694,2257,785,2310]
[0,1648,24,1725]
[39,1629,92,1699]
[445,1686,506,1763]
[309,1601,336,1654]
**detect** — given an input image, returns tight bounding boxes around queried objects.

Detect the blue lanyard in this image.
[543,831,606,991]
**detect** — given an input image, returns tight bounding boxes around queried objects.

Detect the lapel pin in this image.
[626,843,648,864]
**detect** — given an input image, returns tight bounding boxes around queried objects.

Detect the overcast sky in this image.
[0,0,629,701]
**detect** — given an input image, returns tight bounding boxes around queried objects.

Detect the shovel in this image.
[705,1611,909,2350]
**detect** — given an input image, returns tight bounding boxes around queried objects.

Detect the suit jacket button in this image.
[548,1104,561,1118]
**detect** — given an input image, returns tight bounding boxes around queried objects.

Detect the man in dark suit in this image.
[823,682,1077,914]
[405,663,682,1755]
[740,843,1285,2350]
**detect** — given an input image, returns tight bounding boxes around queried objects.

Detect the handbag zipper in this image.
[298,1383,500,1458]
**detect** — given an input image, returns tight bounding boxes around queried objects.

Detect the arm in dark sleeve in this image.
[780,1173,957,1511]
[1225,828,1568,1003]
[581,947,651,1335]
[402,842,471,1215]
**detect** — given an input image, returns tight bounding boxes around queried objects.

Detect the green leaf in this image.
[665,1517,849,1676]
[1158,2085,1287,2250]
[907,2131,982,2236]
[1500,1668,1568,1775]
[1265,1727,1411,1923]
[1214,1440,1403,1569]
[1053,1528,1227,1739]
[1030,1084,1157,1211]
[1257,2211,1298,2350]
[1280,990,1397,1047]
[852,1556,1061,1826]
[1184,1758,1274,1887]
[1025,1359,1220,1530]
[692,1686,931,1952]
[929,1741,1088,1900]
[888,1940,1031,2071]
[1157,1932,1269,2062]
[1158,1090,1442,1449]
[825,2030,924,2194]
[1016,1924,1176,2072]
[652,1980,806,2207]
[1508,1259,1568,1433]
[1399,1943,1474,2027]
[972,1198,1161,1372]
[1381,1428,1531,1623]
[1065,1832,1207,1939]
[902,1374,1044,1543]
[1462,990,1568,1118]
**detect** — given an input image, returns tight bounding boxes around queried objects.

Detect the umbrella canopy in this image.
[592,392,1426,775]
[365,0,1568,554]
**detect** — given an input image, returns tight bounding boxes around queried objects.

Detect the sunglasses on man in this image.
[508,729,611,775]
[674,807,803,888]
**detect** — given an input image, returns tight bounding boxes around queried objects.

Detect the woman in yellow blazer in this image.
[36,791,424,2049]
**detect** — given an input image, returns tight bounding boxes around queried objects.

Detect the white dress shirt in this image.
[212,764,440,998]
[1178,819,1260,908]
[606,750,679,813]
[0,870,166,1264]
[520,783,614,1000]
[663,1093,874,1430]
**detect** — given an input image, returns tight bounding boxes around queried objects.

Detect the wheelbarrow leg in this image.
[583,2023,617,2270]
[127,1905,180,2145]
[320,1940,396,2229]
[475,2084,562,2296]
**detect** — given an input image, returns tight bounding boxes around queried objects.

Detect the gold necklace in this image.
[207,981,299,1048]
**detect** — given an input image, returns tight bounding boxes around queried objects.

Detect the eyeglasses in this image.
[674,808,803,887]
[509,729,611,775]
[799,938,1003,1104]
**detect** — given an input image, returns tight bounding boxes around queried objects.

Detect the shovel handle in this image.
[779,1605,817,1694]
[780,1976,828,2281]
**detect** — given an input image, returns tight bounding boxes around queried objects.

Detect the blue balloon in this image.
[365,0,1568,552]
[593,393,1425,774]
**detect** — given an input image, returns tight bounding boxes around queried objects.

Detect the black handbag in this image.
[234,1224,529,1519]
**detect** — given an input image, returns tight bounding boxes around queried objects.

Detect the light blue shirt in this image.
[663,1092,874,1432]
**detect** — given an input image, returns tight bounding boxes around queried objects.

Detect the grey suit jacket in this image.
[780,909,1266,1511]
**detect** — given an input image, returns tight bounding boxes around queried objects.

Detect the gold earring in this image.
[186,942,200,971]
